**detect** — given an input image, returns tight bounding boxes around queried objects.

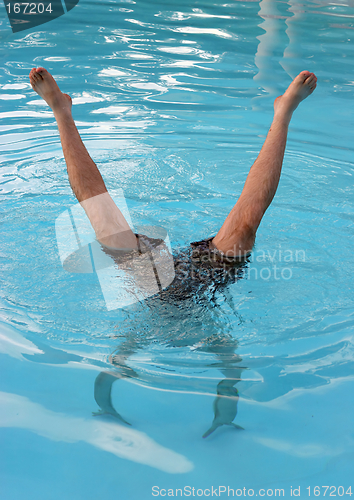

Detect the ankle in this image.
[272,112,291,129]
[54,107,73,121]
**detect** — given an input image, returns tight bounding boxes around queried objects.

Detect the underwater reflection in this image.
[202,380,244,438]
[93,356,247,439]
[93,254,249,438]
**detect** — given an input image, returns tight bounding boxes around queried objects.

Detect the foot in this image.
[29,67,72,116]
[274,70,317,120]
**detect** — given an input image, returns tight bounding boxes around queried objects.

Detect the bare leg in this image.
[212,70,317,257]
[29,67,137,250]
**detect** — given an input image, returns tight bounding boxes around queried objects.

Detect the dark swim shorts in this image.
[99,232,248,302]
[190,236,247,269]
[101,232,245,268]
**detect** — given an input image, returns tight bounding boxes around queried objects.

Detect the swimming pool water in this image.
[1,0,354,498]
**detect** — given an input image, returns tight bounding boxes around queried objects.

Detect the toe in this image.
[36,67,47,78]
[35,70,44,80]
[299,70,311,81]
[309,77,317,88]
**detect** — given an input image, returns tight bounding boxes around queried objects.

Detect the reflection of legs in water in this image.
[93,371,135,424]
[212,70,317,257]
[202,379,244,438]
[201,339,247,438]
[91,329,245,430]
[95,330,247,437]
[29,67,137,251]
[93,348,139,424]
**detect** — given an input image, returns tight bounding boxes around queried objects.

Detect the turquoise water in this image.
[1,0,354,498]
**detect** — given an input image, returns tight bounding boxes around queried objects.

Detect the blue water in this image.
[1,0,354,498]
